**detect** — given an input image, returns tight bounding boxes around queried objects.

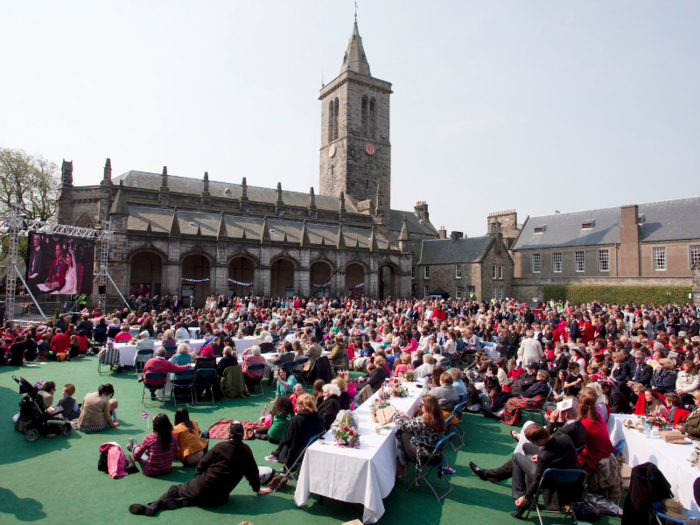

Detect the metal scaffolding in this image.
[3,205,115,322]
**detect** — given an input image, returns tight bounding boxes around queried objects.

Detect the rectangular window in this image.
[598,249,610,272]
[575,251,585,272]
[498,265,503,280]
[498,287,503,300]
[552,252,562,273]
[455,287,462,300]
[653,247,666,271]
[690,245,700,269]
[424,266,430,279]
[411,266,415,279]
[492,287,497,299]
[467,286,475,295]
[455,265,462,279]
[532,253,541,273]
[423,285,429,298]
[492,265,497,279]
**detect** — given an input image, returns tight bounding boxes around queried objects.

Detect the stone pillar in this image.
[211,265,227,296]
[164,263,181,297]
[333,270,345,298]
[296,269,310,297]
[368,271,378,298]
[255,267,270,297]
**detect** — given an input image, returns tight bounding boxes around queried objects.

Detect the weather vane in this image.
[355,2,358,22]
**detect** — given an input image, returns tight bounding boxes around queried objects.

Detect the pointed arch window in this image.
[369,97,377,139]
[361,96,369,137]
[333,98,339,141]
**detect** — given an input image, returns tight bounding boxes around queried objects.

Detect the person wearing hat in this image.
[129,421,272,516]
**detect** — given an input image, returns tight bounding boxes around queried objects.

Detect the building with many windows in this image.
[511,197,700,302]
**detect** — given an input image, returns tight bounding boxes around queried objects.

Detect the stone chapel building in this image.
[55,22,438,306]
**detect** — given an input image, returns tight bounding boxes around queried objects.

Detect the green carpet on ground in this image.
[0,359,623,525]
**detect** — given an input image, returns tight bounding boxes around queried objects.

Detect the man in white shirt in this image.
[174,323,190,340]
[414,355,435,379]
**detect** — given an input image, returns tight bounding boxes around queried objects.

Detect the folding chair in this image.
[171,369,195,406]
[193,368,217,404]
[332,353,349,374]
[524,468,588,525]
[523,388,552,425]
[133,348,154,373]
[291,357,308,385]
[613,439,625,457]
[406,433,456,502]
[272,432,325,492]
[98,347,121,374]
[651,477,700,524]
[444,401,468,451]
[142,372,167,408]
[245,364,266,396]
[349,390,361,411]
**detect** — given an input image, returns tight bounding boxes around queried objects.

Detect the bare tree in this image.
[0,148,59,221]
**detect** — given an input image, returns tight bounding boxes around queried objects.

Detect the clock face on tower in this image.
[365,142,375,156]
[328,144,336,158]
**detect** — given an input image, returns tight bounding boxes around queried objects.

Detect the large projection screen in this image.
[26,232,95,296]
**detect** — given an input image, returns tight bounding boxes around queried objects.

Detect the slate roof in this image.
[513,197,700,250]
[389,209,437,236]
[415,236,493,265]
[126,206,391,250]
[113,171,354,213]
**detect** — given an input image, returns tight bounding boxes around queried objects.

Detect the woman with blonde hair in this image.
[170,343,192,365]
[265,394,325,468]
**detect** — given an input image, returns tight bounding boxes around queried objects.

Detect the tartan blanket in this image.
[207,418,266,440]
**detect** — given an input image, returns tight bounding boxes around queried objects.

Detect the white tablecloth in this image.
[294,381,425,523]
[608,414,700,511]
[115,339,206,366]
[188,327,200,339]
[233,337,259,354]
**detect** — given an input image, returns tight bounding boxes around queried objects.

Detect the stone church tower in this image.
[319,22,392,215]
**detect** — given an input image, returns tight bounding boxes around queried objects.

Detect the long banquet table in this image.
[115,339,206,366]
[294,380,425,523]
[608,413,700,511]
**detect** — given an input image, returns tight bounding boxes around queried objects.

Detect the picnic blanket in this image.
[207,418,266,440]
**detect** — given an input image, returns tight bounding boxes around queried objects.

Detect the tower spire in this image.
[341,19,370,76]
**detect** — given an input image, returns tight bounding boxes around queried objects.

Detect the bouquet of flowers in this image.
[403,369,416,382]
[332,412,360,448]
[691,444,700,467]
[370,398,390,423]
[638,410,671,430]
[389,385,409,398]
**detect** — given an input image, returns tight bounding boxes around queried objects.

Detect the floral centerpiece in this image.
[332,412,360,448]
[389,385,409,398]
[638,410,671,436]
[403,369,415,382]
[370,399,390,423]
[691,443,700,467]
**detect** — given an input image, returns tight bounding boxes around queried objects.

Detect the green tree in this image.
[0,148,59,221]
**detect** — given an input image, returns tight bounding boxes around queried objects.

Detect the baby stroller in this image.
[13,376,72,442]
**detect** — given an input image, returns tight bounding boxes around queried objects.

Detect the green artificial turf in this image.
[0,359,623,525]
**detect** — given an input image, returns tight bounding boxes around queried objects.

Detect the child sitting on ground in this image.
[275,369,297,398]
[289,384,304,413]
[56,383,81,420]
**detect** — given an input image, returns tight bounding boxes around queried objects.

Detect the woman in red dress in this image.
[577,391,615,475]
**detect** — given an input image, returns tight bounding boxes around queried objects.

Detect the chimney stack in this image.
[438,226,447,239]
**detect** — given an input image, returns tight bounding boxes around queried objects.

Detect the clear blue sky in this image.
[1,1,698,236]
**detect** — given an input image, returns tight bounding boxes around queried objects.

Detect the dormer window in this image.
[534,225,546,234]
[581,220,595,229]
[638,214,646,224]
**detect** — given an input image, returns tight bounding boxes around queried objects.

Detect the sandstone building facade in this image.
[55,23,439,306]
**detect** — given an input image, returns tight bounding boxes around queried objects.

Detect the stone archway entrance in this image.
[228,256,255,298]
[378,264,397,300]
[130,251,163,298]
[181,254,210,307]
[345,263,365,298]
[271,259,295,298]
[310,261,332,298]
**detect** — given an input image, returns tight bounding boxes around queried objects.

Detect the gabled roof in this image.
[125,206,391,250]
[113,171,354,213]
[513,196,700,250]
[415,236,493,265]
[389,209,437,236]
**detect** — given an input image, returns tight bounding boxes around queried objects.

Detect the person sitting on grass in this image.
[289,383,305,412]
[129,421,272,516]
[78,383,119,432]
[173,408,209,467]
[275,368,297,398]
[253,396,294,442]
[127,413,179,477]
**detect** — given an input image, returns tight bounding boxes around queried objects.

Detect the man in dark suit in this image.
[689,314,700,339]
[172,295,180,313]
[27,234,45,286]
[626,351,653,387]
[470,406,585,486]
[510,424,579,518]
[567,314,580,342]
